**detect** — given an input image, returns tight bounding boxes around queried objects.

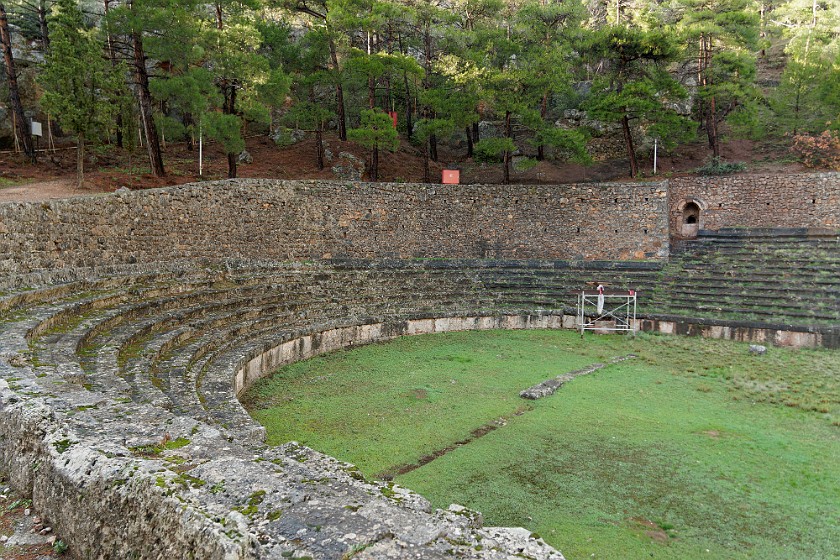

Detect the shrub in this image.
[790,130,840,170]
[696,157,747,175]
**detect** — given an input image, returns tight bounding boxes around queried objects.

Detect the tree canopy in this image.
[1,0,837,178]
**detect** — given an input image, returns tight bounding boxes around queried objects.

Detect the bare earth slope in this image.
[0,134,811,203]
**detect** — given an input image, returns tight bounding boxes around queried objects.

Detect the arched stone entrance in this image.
[679,200,702,238]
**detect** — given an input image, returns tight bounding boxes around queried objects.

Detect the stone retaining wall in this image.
[670,173,840,234]
[0,179,670,274]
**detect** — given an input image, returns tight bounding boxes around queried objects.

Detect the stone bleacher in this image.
[651,229,840,329]
[3,260,611,560]
[0,229,837,558]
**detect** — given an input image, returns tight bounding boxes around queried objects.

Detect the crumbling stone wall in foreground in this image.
[0,262,569,560]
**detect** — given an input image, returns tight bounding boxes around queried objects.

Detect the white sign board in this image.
[31,121,42,137]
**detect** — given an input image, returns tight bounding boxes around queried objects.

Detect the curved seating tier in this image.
[0,245,836,559]
[2,259,663,560]
[654,231,840,326]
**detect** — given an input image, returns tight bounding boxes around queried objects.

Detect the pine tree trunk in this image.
[402,72,412,137]
[103,1,123,148]
[370,146,379,181]
[37,0,48,50]
[308,85,324,170]
[0,3,36,163]
[76,134,85,189]
[384,28,392,107]
[538,91,549,160]
[224,84,238,178]
[697,35,706,136]
[701,34,720,156]
[707,96,719,157]
[367,31,375,108]
[132,31,164,176]
[422,20,436,163]
[397,33,412,137]
[465,126,473,158]
[335,85,347,141]
[184,113,194,150]
[472,122,479,143]
[227,152,237,179]
[423,143,430,183]
[328,36,347,141]
[621,114,638,178]
[705,36,718,156]
[316,127,324,170]
[503,111,511,184]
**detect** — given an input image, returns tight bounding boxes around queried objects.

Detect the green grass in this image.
[0,177,21,189]
[244,330,840,559]
[244,330,598,475]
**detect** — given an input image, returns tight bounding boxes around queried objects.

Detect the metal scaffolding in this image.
[576,287,637,336]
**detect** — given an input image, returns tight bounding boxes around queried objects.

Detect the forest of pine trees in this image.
[1,0,838,183]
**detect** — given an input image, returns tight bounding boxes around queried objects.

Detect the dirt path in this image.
[0,179,106,204]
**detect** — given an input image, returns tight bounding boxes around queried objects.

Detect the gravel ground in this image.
[0,474,67,560]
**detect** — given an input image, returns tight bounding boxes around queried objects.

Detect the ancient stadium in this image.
[0,173,837,558]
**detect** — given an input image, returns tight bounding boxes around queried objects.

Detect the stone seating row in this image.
[0,250,837,559]
[653,232,840,325]
[2,261,578,559]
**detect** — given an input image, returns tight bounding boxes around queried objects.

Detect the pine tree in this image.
[516,0,585,161]
[583,25,693,177]
[283,0,349,140]
[204,0,275,178]
[40,0,120,186]
[104,0,173,176]
[413,114,453,182]
[4,0,53,48]
[678,0,760,156]
[445,0,506,149]
[772,0,840,134]
[348,108,398,180]
[0,2,36,162]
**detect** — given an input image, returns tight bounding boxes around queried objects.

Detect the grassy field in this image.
[243,330,840,560]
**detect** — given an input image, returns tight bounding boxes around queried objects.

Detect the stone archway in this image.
[679,200,703,238]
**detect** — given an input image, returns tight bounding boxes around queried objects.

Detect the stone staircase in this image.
[649,229,840,327]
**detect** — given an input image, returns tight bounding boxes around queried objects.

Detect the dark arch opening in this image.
[681,201,701,237]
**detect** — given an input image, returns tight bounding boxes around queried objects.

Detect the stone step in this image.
[648,286,839,307]
[658,274,840,291]
[647,302,837,323]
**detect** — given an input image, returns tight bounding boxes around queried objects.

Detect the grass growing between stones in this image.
[243,330,840,560]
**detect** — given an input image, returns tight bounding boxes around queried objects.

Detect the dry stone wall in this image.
[0,179,670,274]
[670,173,840,234]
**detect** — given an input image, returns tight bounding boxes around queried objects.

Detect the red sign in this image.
[442,170,460,184]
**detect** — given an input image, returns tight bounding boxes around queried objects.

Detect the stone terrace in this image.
[644,229,840,346]
[1,259,671,559]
